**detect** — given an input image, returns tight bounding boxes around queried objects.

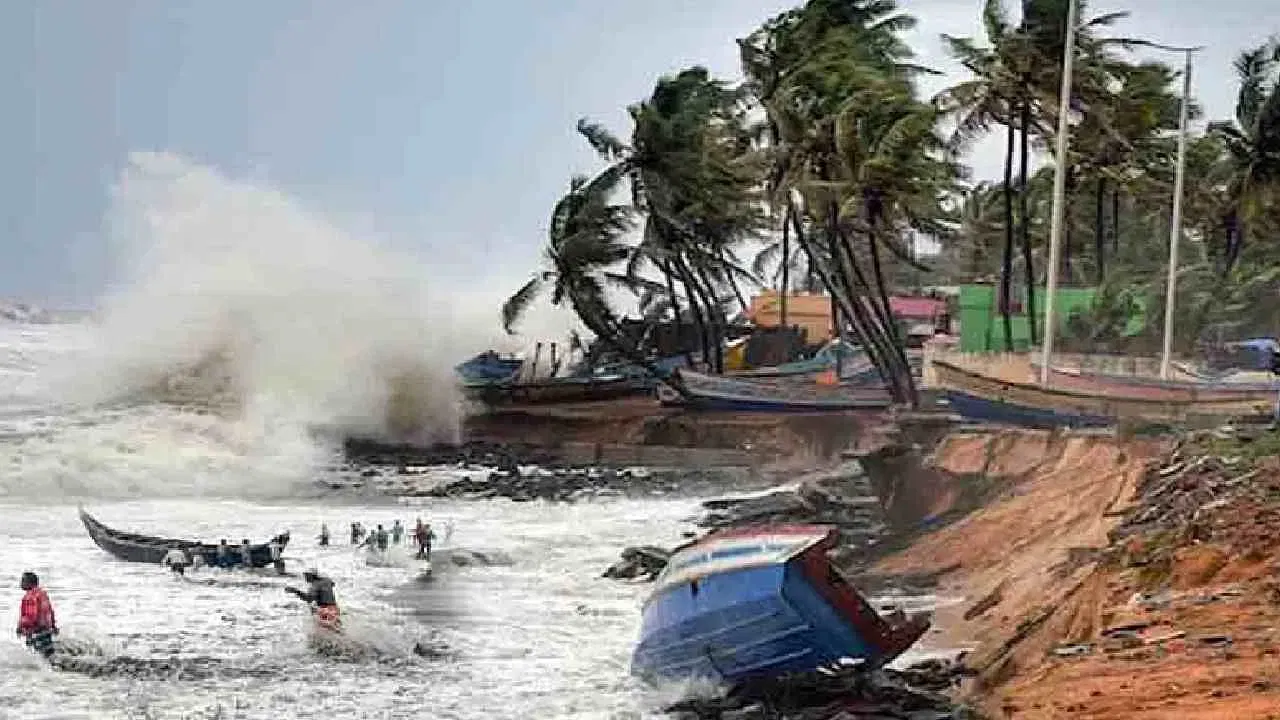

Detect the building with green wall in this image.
[958,284,1125,352]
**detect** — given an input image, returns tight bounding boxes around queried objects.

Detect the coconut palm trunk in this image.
[1000,120,1016,350]
[1018,97,1037,346]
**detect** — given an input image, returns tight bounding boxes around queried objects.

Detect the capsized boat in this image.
[78,508,289,569]
[631,525,928,684]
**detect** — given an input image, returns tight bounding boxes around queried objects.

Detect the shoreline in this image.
[342,405,1280,718]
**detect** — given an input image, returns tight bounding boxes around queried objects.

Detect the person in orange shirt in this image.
[16,571,57,659]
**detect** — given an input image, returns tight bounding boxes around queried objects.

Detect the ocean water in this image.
[0,323,711,720]
[0,155,946,719]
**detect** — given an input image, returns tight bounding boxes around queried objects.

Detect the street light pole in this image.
[1038,0,1078,386]
[1157,46,1201,379]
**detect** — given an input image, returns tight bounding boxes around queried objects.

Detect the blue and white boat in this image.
[631,525,928,685]
[455,351,523,383]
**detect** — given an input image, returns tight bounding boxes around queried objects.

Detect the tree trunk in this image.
[1062,191,1074,283]
[790,205,905,403]
[1018,98,1037,346]
[780,210,791,328]
[676,264,711,371]
[661,261,691,366]
[865,208,918,406]
[1111,187,1120,254]
[717,249,750,317]
[692,262,726,373]
[1001,121,1016,351]
[1094,177,1106,283]
[827,201,911,401]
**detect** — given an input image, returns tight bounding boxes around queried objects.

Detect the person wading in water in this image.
[163,545,193,577]
[16,572,57,659]
[285,570,340,631]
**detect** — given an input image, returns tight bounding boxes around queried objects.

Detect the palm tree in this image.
[949,182,1006,281]
[1208,39,1280,272]
[939,0,1023,350]
[740,0,947,405]
[941,0,1135,348]
[501,168,649,367]
[578,67,763,372]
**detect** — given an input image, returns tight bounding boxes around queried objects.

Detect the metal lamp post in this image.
[1145,44,1203,379]
[1038,0,1079,385]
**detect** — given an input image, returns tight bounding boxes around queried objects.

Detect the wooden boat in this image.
[731,342,865,378]
[660,368,892,412]
[1038,365,1277,403]
[454,351,522,383]
[631,525,928,684]
[940,389,1112,429]
[933,361,1274,427]
[462,373,639,406]
[79,508,290,569]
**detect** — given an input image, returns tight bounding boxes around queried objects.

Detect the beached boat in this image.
[933,361,1274,427]
[79,508,290,568]
[454,351,522,383]
[660,368,892,412]
[731,341,864,378]
[462,373,639,406]
[1037,365,1277,402]
[631,525,928,684]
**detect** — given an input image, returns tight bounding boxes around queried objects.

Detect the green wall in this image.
[959,284,1103,353]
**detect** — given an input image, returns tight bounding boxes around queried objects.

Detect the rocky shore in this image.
[665,660,980,719]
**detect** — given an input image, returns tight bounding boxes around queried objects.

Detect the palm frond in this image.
[501,276,546,334]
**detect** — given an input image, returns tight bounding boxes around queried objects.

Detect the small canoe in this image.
[78,508,289,569]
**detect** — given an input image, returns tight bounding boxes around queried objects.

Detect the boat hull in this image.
[1039,366,1277,402]
[463,375,639,406]
[79,509,289,569]
[933,361,1274,426]
[942,389,1112,429]
[631,526,925,685]
[669,369,892,412]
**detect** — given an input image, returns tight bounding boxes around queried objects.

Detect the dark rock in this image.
[603,546,671,581]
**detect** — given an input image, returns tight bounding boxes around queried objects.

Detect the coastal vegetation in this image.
[502,0,1280,404]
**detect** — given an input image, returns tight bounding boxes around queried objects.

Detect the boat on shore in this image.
[79,508,290,569]
[659,368,892,412]
[933,361,1274,428]
[631,525,928,684]
[1033,364,1277,402]
[462,373,639,406]
[454,351,522,383]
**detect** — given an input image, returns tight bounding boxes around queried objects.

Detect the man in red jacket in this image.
[16,571,57,659]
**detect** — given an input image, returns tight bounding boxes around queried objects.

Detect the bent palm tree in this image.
[501,168,649,368]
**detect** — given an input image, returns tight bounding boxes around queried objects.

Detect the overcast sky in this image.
[0,0,1271,307]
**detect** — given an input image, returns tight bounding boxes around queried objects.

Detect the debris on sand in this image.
[663,660,980,719]
[697,461,891,555]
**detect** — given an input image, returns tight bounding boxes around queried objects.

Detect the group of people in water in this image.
[18,515,443,661]
[317,518,437,560]
[161,535,287,577]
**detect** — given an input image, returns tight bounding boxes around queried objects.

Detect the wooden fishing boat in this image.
[631,525,928,684]
[660,368,892,412]
[933,361,1274,427]
[454,351,522,383]
[1038,365,1277,403]
[79,508,290,569]
[462,373,639,406]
